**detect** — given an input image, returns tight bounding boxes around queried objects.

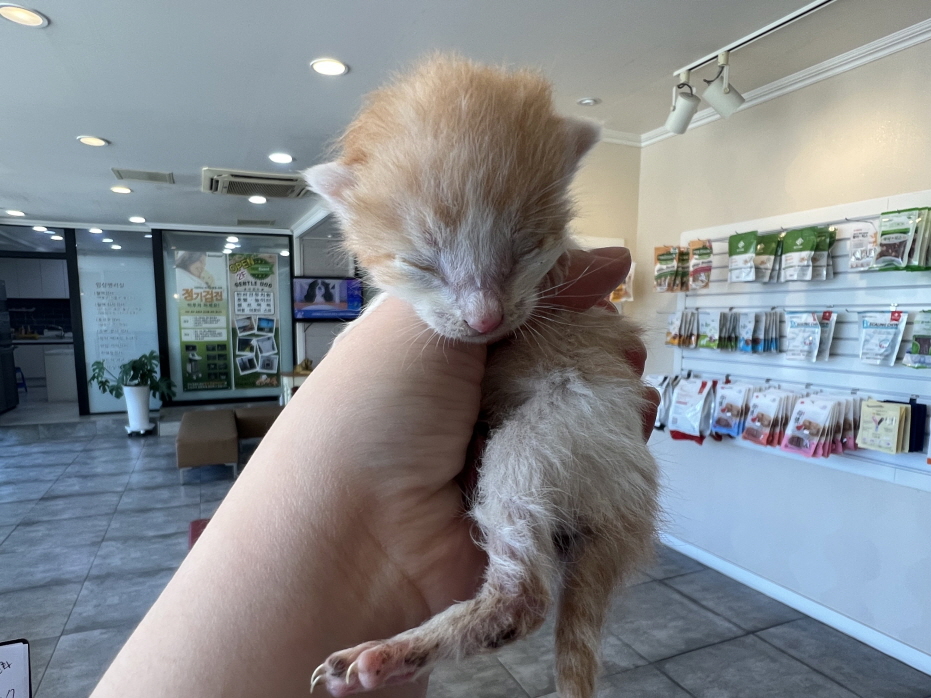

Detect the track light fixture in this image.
[702,51,745,119]
[665,70,701,135]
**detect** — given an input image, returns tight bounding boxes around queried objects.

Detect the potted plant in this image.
[88,351,176,433]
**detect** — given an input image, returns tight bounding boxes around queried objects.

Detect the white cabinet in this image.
[0,258,68,298]
[14,344,46,379]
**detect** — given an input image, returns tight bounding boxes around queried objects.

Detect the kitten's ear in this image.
[564,117,601,164]
[303,162,356,219]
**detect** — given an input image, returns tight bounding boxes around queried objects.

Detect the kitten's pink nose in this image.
[467,313,503,335]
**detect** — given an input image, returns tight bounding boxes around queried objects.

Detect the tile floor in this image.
[0,428,929,698]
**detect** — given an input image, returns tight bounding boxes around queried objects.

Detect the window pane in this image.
[0,225,66,253]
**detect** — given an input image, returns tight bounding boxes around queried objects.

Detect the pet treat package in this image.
[738,313,755,353]
[688,239,714,290]
[858,310,908,366]
[754,232,782,282]
[711,382,754,438]
[781,397,836,458]
[874,210,918,270]
[752,312,766,353]
[654,246,679,292]
[645,374,676,429]
[785,312,821,362]
[697,312,721,350]
[907,209,930,270]
[665,311,683,346]
[668,378,716,444]
[779,228,818,282]
[903,310,931,368]
[743,389,801,446]
[847,222,880,271]
[816,311,837,362]
[681,310,699,348]
[674,247,691,292]
[810,227,836,281]
[728,231,758,282]
[856,400,910,454]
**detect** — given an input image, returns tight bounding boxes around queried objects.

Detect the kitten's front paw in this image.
[310,639,432,695]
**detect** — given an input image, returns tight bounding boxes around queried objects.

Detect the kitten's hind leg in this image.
[312,511,553,696]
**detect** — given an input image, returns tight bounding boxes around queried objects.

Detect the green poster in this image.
[228,253,281,390]
[175,251,232,391]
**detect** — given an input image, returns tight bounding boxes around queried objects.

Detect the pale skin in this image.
[90,247,658,698]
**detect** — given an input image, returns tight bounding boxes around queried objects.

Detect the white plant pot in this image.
[124,385,153,432]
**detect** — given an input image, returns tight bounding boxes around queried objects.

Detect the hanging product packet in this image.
[781,396,836,457]
[903,310,931,368]
[874,210,918,270]
[728,231,758,282]
[644,374,675,429]
[743,390,782,445]
[711,383,753,438]
[654,246,679,292]
[858,310,908,366]
[688,239,714,290]
[770,234,785,282]
[907,209,930,270]
[846,221,880,271]
[816,310,837,361]
[785,312,821,361]
[737,313,755,353]
[697,311,721,350]
[810,227,835,281]
[673,247,691,292]
[665,311,683,346]
[856,400,910,454]
[682,310,700,348]
[754,233,782,282]
[751,312,766,353]
[779,228,818,282]
[668,377,716,444]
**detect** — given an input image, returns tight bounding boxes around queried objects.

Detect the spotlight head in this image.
[702,51,745,119]
[665,72,700,135]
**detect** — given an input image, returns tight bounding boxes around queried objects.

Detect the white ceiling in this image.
[0,0,928,231]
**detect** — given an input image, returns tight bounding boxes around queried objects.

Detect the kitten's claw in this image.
[345,661,359,684]
[310,664,326,693]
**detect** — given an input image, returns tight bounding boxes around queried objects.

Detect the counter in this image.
[13,339,74,345]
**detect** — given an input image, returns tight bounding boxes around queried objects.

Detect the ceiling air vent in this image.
[202,168,309,199]
[112,168,175,184]
[237,219,277,227]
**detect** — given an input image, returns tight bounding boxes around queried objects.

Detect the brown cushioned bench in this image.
[176,404,283,482]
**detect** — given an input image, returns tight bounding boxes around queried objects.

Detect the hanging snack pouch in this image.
[673,247,691,291]
[816,310,837,362]
[770,234,785,282]
[737,313,755,353]
[682,310,699,348]
[858,310,908,366]
[810,227,834,281]
[697,311,721,349]
[785,312,821,361]
[654,246,679,292]
[711,383,751,438]
[903,310,931,368]
[743,391,780,445]
[779,228,818,282]
[847,221,880,271]
[781,397,834,457]
[728,231,758,282]
[645,374,671,429]
[874,210,918,270]
[688,239,714,290]
[754,233,781,282]
[907,209,930,270]
[668,378,716,444]
[857,400,908,454]
[751,312,765,353]
[665,311,683,346]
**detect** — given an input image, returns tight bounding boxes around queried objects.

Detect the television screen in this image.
[293,277,363,320]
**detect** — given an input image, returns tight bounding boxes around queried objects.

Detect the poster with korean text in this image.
[175,251,231,391]
[228,253,281,389]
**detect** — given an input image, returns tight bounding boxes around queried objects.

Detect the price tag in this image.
[0,639,31,698]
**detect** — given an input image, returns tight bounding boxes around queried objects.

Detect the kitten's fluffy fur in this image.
[306,56,658,698]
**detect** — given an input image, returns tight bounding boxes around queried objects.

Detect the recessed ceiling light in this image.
[5,210,25,217]
[577,97,601,107]
[110,186,132,194]
[32,226,46,232]
[268,152,293,164]
[111,244,122,250]
[0,4,49,27]
[226,236,239,242]
[310,58,348,76]
[77,136,110,147]
[89,227,102,234]
[224,243,236,249]
[50,235,63,241]
[222,248,232,254]
[129,216,145,223]
[280,250,290,257]
[144,234,152,238]
[248,195,267,204]
[102,238,113,243]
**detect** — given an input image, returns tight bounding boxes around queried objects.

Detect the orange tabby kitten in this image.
[305,55,658,698]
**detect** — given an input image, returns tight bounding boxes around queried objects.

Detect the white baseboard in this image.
[660,534,931,675]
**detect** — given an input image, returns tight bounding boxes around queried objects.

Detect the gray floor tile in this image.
[0,545,98,593]
[0,499,38,526]
[89,532,190,576]
[37,625,133,698]
[0,451,78,468]
[22,492,122,523]
[117,485,200,511]
[81,438,145,453]
[604,581,744,662]
[0,425,40,445]
[0,524,12,543]
[126,468,187,489]
[646,546,706,580]
[596,665,693,697]
[29,636,59,688]
[759,619,931,698]
[63,454,138,476]
[38,422,99,442]
[428,653,530,698]
[200,479,233,503]
[106,503,201,539]
[65,568,174,634]
[0,481,53,503]
[141,441,177,457]
[665,569,803,632]
[0,583,83,640]
[44,474,130,498]
[0,515,111,553]
[0,465,68,485]
[0,440,83,457]
[660,634,858,697]
[134,455,178,471]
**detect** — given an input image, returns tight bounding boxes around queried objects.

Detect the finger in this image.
[623,336,648,376]
[642,386,660,442]
[545,248,631,311]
